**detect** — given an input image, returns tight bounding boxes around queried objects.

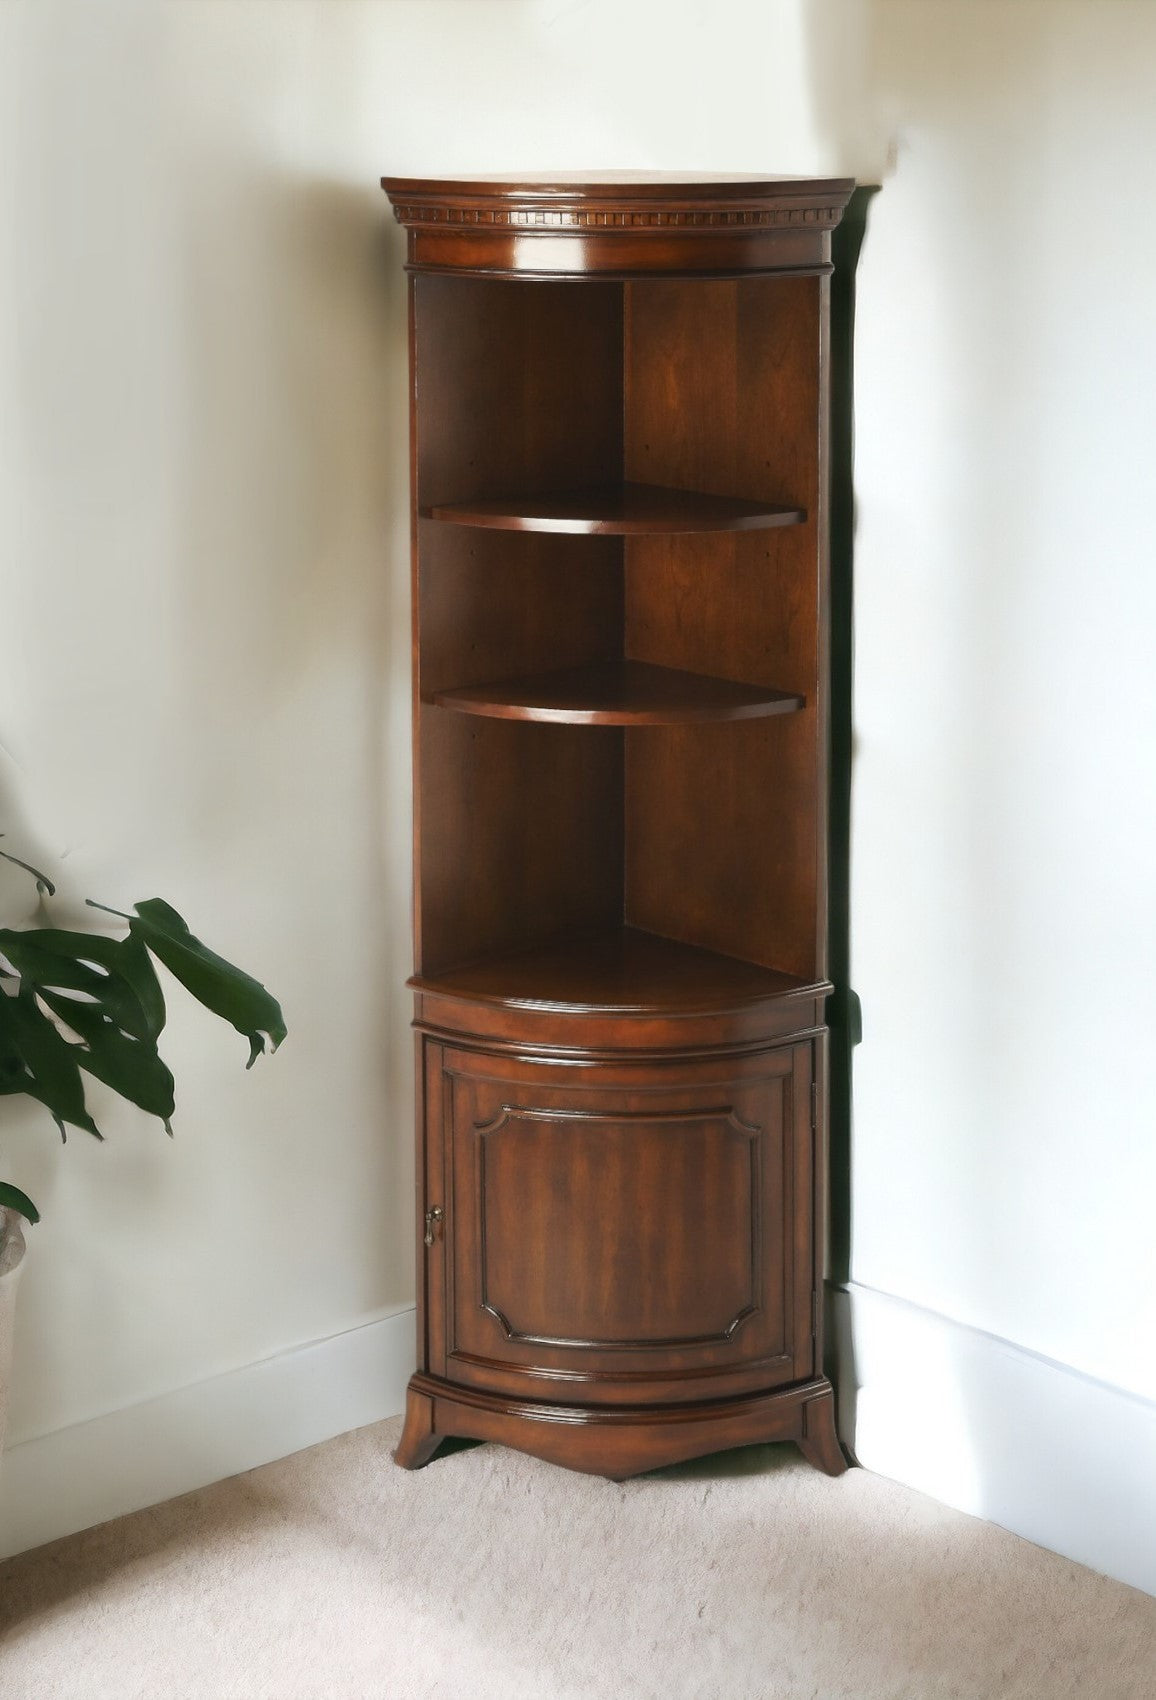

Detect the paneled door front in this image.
[421,1041,817,1406]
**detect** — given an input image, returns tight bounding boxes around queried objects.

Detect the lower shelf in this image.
[394,1372,848,1480]
[411,926,819,1016]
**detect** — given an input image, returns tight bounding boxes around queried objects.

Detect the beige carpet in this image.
[1,1417,1153,1700]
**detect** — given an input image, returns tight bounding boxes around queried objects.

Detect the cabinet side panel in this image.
[623,277,823,978]
[413,276,625,973]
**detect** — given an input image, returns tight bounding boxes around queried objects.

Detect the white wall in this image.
[1,0,1154,1592]
[846,0,1156,1593]
[0,0,857,1555]
[853,0,1156,1403]
[0,0,418,1455]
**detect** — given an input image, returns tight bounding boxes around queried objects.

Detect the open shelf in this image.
[427,659,804,726]
[423,481,806,535]
[411,926,821,1015]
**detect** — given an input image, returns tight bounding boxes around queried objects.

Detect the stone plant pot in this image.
[0,1207,28,1462]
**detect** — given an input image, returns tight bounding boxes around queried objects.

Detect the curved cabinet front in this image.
[420,1038,817,1407]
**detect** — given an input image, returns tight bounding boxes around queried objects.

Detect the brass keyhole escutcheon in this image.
[424,1205,444,1247]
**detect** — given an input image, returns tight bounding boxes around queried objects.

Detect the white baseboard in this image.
[0,1307,416,1561]
[832,1281,1156,1597]
[6,1289,1153,1599]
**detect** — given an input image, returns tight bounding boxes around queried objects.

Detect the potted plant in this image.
[0,839,285,1457]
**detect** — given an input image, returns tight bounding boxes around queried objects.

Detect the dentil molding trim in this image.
[388,202,842,232]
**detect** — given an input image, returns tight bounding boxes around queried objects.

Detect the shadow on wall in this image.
[798,0,890,1311]
[800,0,1038,1481]
[794,0,1005,1465]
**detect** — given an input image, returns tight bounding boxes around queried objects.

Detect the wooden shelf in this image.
[412,927,821,1015]
[427,659,804,726]
[423,481,805,535]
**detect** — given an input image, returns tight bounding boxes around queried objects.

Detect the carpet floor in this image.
[0,1415,1153,1699]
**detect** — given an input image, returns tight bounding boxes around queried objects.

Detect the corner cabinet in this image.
[381,173,853,1480]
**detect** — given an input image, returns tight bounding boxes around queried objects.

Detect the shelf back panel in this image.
[418,714,624,975]
[415,275,624,509]
[622,275,824,980]
[417,526,622,700]
[413,275,625,974]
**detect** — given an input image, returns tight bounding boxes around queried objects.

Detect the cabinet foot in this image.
[392,1373,850,1480]
[796,1386,847,1476]
[393,1387,441,1470]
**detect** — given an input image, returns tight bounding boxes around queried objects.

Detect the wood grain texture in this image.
[429,659,803,725]
[383,174,855,282]
[413,986,830,1062]
[416,523,622,701]
[394,1372,840,1479]
[393,1386,440,1471]
[623,275,823,979]
[417,714,623,977]
[425,482,804,534]
[383,169,855,201]
[404,229,836,280]
[411,926,816,1015]
[422,1039,813,1407]
[798,1385,848,1476]
[413,275,623,974]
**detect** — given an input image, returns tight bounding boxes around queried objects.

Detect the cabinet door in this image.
[424,1043,816,1405]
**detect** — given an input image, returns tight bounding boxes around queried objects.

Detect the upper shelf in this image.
[427,659,804,726]
[422,482,806,536]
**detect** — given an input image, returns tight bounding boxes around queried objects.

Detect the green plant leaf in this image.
[129,899,286,1068]
[37,926,168,1043]
[39,990,176,1127]
[0,986,101,1139]
[117,929,166,1041]
[0,928,158,1042]
[0,1182,39,1224]
[0,992,23,1090]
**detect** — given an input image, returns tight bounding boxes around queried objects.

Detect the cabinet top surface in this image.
[383,172,854,197]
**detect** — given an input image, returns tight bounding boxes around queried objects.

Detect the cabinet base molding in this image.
[394,1372,847,1480]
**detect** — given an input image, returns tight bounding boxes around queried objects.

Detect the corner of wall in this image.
[832,1283,1156,1598]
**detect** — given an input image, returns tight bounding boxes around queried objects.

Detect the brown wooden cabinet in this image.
[381,173,853,1478]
